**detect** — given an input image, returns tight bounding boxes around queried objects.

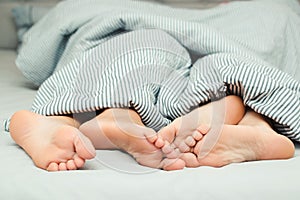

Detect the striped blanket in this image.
[7,0,300,141]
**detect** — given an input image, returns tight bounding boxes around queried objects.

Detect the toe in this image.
[66,160,77,170]
[47,162,59,171]
[164,148,181,159]
[162,142,174,154]
[74,131,96,159]
[162,158,185,171]
[180,153,201,168]
[146,134,158,144]
[192,130,203,141]
[185,136,196,147]
[142,128,158,144]
[178,142,191,153]
[58,162,67,171]
[157,125,176,144]
[197,125,210,135]
[154,137,165,148]
[73,154,85,168]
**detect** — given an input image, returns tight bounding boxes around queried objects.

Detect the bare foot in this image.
[79,108,185,171]
[9,110,96,171]
[181,111,295,167]
[158,115,209,156]
[158,95,245,154]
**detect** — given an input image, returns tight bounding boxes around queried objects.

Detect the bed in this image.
[1,0,300,199]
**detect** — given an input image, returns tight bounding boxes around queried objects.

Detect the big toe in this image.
[162,158,185,171]
[180,153,201,168]
[74,131,96,159]
[158,125,176,144]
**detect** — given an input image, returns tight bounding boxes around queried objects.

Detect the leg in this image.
[182,110,295,167]
[158,95,245,154]
[79,108,185,171]
[9,110,96,171]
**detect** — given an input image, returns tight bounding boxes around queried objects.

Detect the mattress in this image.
[1,49,300,199]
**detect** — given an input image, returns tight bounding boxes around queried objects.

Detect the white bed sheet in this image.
[1,49,300,200]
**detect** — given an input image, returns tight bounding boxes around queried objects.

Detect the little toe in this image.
[66,160,77,170]
[58,163,67,171]
[47,162,59,171]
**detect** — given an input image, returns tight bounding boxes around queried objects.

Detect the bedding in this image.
[12,5,52,51]
[8,0,300,141]
[1,0,300,199]
[1,52,300,198]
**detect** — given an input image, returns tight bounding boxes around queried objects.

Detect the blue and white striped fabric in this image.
[5,0,300,141]
[31,29,194,130]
